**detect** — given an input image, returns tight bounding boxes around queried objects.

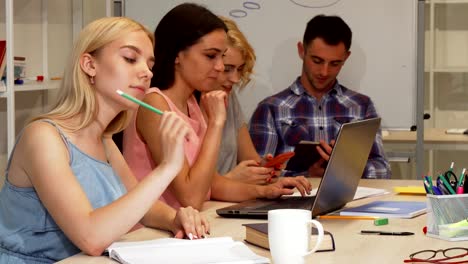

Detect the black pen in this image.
[360,230,414,236]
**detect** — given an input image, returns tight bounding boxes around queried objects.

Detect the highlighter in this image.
[457,186,464,195]
[438,218,468,238]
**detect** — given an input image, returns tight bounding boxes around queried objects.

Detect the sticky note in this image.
[393,186,426,195]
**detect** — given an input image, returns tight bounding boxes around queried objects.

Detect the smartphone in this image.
[285,141,323,172]
[263,151,295,168]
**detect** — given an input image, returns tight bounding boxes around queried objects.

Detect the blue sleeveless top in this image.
[0,120,126,263]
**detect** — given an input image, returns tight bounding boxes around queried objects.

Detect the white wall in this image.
[126,0,419,129]
[83,0,106,26]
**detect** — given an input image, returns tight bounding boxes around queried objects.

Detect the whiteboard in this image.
[126,0,418,129]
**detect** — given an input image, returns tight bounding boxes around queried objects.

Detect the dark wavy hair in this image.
[303,14,352,51]
[151,3,227,90]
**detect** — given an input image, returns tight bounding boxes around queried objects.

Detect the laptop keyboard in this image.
[256,196,315,210]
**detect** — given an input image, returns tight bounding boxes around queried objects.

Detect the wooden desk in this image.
[58,179,466,264]
[382,128,468,179]
[383,128,468,150]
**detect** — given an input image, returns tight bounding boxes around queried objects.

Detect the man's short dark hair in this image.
[303,14,352,51]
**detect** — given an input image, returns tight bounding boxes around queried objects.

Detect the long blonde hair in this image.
[31,17,154,135]
[220,16,256,89]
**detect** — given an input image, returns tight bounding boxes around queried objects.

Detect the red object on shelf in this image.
[37,75,44,81]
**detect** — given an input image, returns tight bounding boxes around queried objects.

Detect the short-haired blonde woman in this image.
[0,17,207,263]
[215,16,274,185]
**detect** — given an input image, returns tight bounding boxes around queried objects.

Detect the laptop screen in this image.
[311,117,381,217]
[215,117,381,219]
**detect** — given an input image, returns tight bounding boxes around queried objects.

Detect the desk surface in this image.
[58,179,466,264]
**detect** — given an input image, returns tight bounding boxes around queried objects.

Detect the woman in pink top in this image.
[123,3,311,211]
[124,86,209,209]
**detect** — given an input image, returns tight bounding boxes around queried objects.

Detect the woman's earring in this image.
[90,75,95,84]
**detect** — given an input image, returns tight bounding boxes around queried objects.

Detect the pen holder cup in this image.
[426,194,468,241]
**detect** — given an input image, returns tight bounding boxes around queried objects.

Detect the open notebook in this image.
[105,236,270,264]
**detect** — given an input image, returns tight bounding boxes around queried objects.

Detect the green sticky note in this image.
[374,218,389,226]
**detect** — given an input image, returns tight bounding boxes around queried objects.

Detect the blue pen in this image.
[424,176,440,195]
[423,176,433,194]
[425,176,433,188]
[423,180,432,194]
[437,174,456,194]
[431,186,443,195]
[436,178,450,195]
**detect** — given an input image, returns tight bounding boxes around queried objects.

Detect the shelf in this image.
[431,0,468,3]
[432,67,468,72]
[0,80,60,98]
[425,67,468,72]
[15,80,60,92]
[1,0,80,160]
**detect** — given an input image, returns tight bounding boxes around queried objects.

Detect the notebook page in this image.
[107,237,270,264]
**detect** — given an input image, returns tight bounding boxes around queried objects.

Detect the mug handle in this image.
[303,219,324,256]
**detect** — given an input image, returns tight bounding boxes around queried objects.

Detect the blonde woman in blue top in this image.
[0,17,207,263]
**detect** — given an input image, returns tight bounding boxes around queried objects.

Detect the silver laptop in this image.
[216,117,381,219]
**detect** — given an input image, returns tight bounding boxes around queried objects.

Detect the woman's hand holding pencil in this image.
[117,89,197,174]
[158,111,194,173]
[116,89,195,145]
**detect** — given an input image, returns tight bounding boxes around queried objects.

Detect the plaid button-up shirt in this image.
[249,78,391,179]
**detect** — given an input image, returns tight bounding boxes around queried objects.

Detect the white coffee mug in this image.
[268,209,324,264]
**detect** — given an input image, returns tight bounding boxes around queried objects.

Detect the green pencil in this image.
[458,168,466,187]
[116,89,163,115]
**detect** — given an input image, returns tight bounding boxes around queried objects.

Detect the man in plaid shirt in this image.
[249,15,391,179]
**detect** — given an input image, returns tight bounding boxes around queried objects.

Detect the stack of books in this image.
[243,222,335,252]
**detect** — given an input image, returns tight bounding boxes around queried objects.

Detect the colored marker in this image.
[438,174,456,195]
[457,168,466,194]
[439,218,468,238]
[423,180,433,195]
[431,186,443,195]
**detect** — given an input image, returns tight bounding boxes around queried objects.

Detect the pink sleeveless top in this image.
[123,87,209,209]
